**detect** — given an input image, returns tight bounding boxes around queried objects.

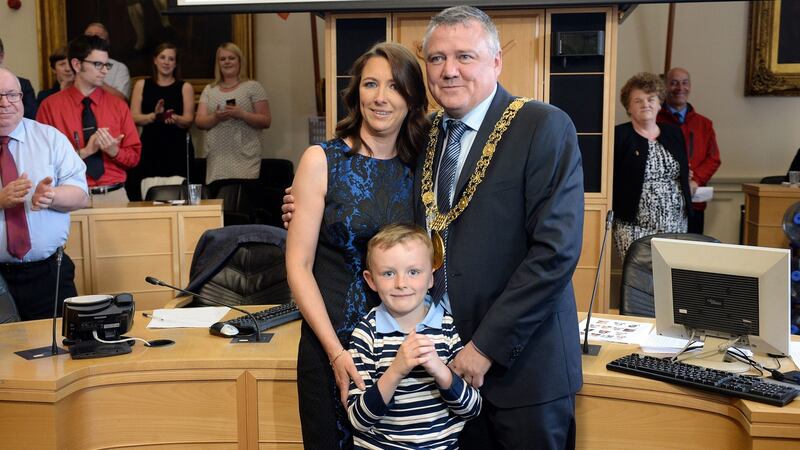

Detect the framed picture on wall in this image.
[746,0,800,96]
[36,0,253,96]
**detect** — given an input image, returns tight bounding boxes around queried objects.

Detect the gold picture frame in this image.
[36,0,253,97]
[746,0,800,96]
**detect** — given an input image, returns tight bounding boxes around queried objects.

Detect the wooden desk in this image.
[742,183,800,248]
[578,314,800,450]
[66,200,224,311]
[0,309,301,450]
[0,313,798,449]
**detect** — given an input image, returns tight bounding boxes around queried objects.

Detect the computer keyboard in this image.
[607,353,799,407]
[209,303,301,337]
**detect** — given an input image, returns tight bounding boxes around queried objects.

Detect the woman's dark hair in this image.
[335,42,429,165]
[151,43,180,80]
[48,46,68,70]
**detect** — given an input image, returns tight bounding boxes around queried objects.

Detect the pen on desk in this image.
[142,312,164,321]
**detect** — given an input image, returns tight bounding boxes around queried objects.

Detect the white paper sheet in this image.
[691,186,713,202]
[145,306,230,328]
[791,341,800,369]
[578,317,653,345]
[639,330,754,357]
[639,332,690,353]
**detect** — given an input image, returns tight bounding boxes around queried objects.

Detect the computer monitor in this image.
[652,238,790,369]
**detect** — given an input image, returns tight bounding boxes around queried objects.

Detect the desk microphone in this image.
[144,276,267,342]
[184,131,191,186]
[583,210,613,356]
[15,247,69,360]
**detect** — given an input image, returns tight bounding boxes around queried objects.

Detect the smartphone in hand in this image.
[226,98,236,106]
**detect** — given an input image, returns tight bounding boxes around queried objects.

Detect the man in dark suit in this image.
[418,6,584,449]
[0,38,37,119]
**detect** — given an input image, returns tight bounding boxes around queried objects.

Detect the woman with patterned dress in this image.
[128,43,195,200]
[195,42,271,185]
[286,43,429,449]
[613,72,693,259]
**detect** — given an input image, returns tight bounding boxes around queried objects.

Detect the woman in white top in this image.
[195,42,271,184]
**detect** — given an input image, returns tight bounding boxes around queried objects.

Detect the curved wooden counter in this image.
[0,312,798,449]
[0,310,301,450]
[578,338,800,449]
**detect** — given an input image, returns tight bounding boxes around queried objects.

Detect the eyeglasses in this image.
[0,92,23,103]
[81,59,114,71]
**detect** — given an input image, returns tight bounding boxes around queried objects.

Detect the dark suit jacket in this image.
[414,84,584,408]
[613,122,692,223]
[18,76,37,120]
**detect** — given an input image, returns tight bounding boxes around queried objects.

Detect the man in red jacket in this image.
[657,67,721,234]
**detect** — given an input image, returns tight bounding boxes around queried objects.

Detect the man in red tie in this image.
[0,67,89,320]
[657,67,722,234]
[37,35,140,205]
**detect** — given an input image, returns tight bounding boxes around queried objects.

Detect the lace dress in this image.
[296,138,414,449]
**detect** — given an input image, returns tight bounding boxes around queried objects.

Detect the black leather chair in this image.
[0,273,20,324]
[620,233,720,317]
[183,225,291,307]
[257,159,294,227]
[760,175,787,184]
[209,179,260,226]
[144,184,210,202]
[144,184,185,201]
[188,242,292,307]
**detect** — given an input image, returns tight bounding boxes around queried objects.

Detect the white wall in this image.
[618,1,800,179]
[0,3,39,86]
[254,12,324,166]
[617,1,800,243]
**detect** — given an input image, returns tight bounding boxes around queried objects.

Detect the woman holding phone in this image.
[195,42,271,185]
[128,42,195,200]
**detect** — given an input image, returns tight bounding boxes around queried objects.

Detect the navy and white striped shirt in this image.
[347,298,482,449]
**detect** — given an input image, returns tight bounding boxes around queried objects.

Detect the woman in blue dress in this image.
[286,42,429,449]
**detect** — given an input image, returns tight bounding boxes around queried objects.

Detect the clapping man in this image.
[37,35,141,205]
[0,67,88,320]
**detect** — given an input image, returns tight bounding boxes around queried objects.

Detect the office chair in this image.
[208,179,259,225]
[0,273,20,324]
[144,184,185,201]
[620,232,720,317]
[181,225,291,307]
[760,175,787,184]
[257,159,295,227]
[144,184,210,202]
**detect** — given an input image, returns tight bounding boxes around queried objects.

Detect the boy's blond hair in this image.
[366,223,433,269]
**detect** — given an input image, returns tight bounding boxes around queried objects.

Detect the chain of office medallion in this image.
[421,97,532,231]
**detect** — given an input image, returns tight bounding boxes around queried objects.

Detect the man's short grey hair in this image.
[422,5,500,57]
[0,67,22,91]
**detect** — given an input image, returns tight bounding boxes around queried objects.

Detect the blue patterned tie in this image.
[431,120,468,303]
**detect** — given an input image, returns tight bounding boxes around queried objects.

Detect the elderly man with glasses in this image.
[0,67,88,320]
[0,37,38,119]
[37,35,140,205]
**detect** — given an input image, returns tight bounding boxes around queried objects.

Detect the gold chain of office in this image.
[421,97,532,232]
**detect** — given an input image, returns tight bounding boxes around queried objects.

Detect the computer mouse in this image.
[145,339,175,348]
[209,322,239,337]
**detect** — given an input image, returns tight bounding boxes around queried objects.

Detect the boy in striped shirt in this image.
[348,224,482,449]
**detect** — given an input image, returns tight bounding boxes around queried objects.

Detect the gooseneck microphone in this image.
[51,247,64,355]
[144,276,266,342]
[583,210,614,356]
[184,131,191,186]
[15,247,68,360]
